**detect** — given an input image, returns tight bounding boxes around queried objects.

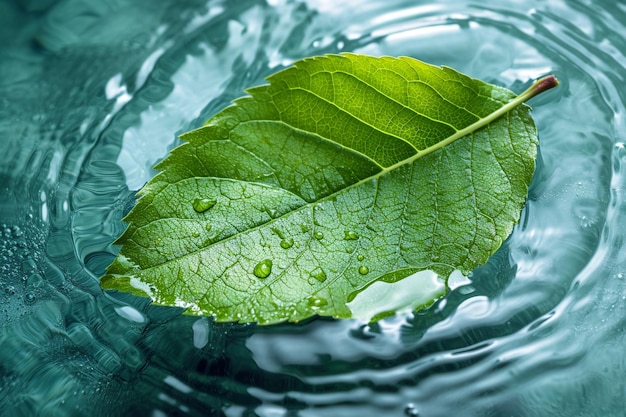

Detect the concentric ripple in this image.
[1,0,625,416]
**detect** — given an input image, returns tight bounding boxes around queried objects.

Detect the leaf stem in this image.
[520,75,560,101]
[413,75,559,160]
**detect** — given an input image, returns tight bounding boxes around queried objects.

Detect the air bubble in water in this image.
[24,292,37,305]
[404,403,419,417]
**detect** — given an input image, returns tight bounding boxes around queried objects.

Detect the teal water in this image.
[1,0,625,416]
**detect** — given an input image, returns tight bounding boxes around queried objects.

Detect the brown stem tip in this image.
[530,75,559,98]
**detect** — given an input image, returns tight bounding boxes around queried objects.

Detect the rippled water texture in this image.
[1,0,625,416]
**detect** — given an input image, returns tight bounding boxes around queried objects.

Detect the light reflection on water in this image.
[1,0,625,416]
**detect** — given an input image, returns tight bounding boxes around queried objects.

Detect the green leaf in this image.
[101,53,557,324]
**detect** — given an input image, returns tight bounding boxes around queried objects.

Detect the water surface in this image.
[1,0,625,416]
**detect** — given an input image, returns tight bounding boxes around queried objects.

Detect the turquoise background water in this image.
[1,0,625,416]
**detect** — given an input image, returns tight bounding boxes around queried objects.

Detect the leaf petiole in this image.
[413,75,559,161]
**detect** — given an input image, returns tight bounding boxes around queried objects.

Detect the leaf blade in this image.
[102,53,541,324]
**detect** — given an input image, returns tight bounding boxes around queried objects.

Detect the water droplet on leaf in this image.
[310,268,327,283]
[205,224,212,232]
[280,238,294,249]
[307,296,328,309]
[344,230,359,240]
[357,254,365,261]
[192,198,216,213]
[358,266,369,275]
[314,231,324,240]
[253,259,273,279]
[271,227,285,239]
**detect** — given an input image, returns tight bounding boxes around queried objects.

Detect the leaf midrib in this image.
[130,92,527,277]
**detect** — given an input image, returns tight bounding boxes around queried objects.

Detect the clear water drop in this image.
[344,230,359,240]
[280,238,294,249]
[358,266,369,275]
[205,224,212,232]
[192,198,217,213]
[314,231,324,240]
[307,296,328,309]
[310,268,327,283]
[357,254,365,261]
[271,227,285,239]
[253,259,273,279]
